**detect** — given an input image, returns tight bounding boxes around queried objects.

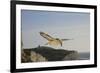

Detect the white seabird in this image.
[40,32,72,47]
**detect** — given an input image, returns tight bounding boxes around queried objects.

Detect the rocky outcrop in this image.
[21,49,47,63]
[63,51,79,60]
[30,51,47,62]
[21,46,79,63]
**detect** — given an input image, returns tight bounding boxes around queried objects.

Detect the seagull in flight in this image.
[40,32,72,47]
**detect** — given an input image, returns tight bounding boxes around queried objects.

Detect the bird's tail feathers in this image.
[61,39,73,41]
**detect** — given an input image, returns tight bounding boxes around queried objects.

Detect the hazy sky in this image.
[21,10,90,52]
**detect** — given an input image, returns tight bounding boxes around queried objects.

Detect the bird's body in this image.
[40,32,72,47]
[46,38,62,47]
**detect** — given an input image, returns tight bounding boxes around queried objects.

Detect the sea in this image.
[79,52,90,60]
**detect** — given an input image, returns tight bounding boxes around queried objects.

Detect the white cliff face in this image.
[30,51,47,62]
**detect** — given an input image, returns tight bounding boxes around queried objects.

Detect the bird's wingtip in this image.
[40,32,44,34]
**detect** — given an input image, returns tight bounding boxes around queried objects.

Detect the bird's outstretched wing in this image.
[61,39,73,41]
[40,32,54,41]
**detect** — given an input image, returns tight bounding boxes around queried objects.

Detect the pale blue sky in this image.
[21,10,90,52]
